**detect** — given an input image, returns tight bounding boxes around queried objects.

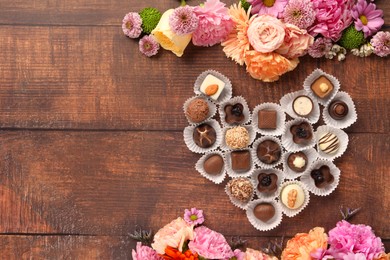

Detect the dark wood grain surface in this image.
[0,0,389,258]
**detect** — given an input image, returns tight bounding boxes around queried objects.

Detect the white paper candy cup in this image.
[220,125,256,151]
[183,95,217,125]
[246,198,283,231]
[195,151,227,184]
[251,136,284,169]
[283,148,318,180]
[282,119,316,152]
[252,168,284,199]
[303,68,340,106]
[194,70,233,104]
[277,181,310,217]
[183,119,222,154]
[225,177,256,210]
[252,103,286,136]
[301,159,340,196]
[219,96,252,127]
[315,125,349,161]
[323,91,358,129]
[225,149,255,178]
[280,90,320,124]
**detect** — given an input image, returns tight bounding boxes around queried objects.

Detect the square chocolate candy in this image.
[258,110,277,129]
[231,150,251,172]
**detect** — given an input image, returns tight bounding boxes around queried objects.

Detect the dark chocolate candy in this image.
[231,150,251,172]
[224,103,245,124]
[203,154,224,175]
[254,203,275,222]
[256,140,281,164]
[287,152,308,172]
[328,100,349,120]
[193,123,216,148]
[290,122,313,144]
[258,110,277,129]
[257,173,278,193]
[310,165,334,188]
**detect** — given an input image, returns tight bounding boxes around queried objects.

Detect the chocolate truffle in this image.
[186,98,209,123]
[200,74,225,101]
[257,173,278,193]
[310,165,334,188]
[287,152,308,172]
[224,103,245,124]
[328,100,349,120]
[258,110,277,129]
[280,184,305,210]
[231,150,251,172]
[254,203,275,222]
[225,126,250,149]
[290,122,313,144]
[193,124,217,148]
[318,132,340,154]
[292,96,313,117]
[203,154,224,175]
[227,177,253,202]
[311,76,334,98]
[256,140,281,164]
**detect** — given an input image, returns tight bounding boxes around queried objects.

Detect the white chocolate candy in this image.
[200,74,225,101]
[281,184,305,209]
[319,132,340,154]
[293,96,313,117]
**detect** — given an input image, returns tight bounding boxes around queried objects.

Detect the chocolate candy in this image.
[328,100,349,120]
[225,126,249,149]
[186,98,209,123]
[311,76,334,98]
[287,152,308,172]
[200,74,225,101]
[310,165,334,188]
[280,184,305,209]
[258,110,277,129]
[227,177,253,202]
[224,103,245,124]
[257,173,278,193]
[254,203,275,222]
[193,124,216,148]
[290,122,313,144]
[256,140,281,164]
[231,150,251,172]
[203,154,224,175]
[318,132,340,154]
[293,96,313,117]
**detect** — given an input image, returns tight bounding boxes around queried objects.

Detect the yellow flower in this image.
[151,9,192,57]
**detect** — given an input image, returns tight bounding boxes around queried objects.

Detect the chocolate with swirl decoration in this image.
[319,133,340,154]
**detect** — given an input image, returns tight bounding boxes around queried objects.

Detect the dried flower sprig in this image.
[129,227,154,245]
[262,236,285,258]
[229,236,247,250]
[339,206,361,221]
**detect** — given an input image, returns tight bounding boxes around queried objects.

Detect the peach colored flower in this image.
[244,50,298,82]
[375,252,390,260]
[281,227,328,260]
[276,24,314,59]
[221,2,252,65]
[247,15,286,53]
[244,248,278,260]
[151,217,194,255]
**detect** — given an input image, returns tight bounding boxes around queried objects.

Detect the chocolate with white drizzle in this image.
[318,133,340,154]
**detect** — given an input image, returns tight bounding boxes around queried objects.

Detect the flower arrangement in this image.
[131,207,389,260]
[122,0,389,82]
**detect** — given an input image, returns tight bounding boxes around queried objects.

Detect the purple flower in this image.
[352,0,384,38]
[139,35,160,57]
[132,242,163,260]
[169,6,199,35]
[283,0,316,29]
[308,37,332,58]
[184,208,204,225]
[122,12,142,38]
[247,0,288,18]
[371,31,390,57]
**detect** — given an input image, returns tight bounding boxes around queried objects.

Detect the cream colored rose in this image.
[276,24,314,59]
[151,9,192,57]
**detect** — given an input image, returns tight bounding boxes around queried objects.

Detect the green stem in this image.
[180,0,186,6]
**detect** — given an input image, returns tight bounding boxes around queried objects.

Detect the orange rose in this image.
[375,252,390,260]
[244,248,278,260]
[244,50,299,82]
[281,227,328,260]
[276,24,314,59]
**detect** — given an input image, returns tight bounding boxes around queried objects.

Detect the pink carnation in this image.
[192,0,234,46]
[276,23,314,59]
[308,0,354,41]
[132,242,163,260]
[247,0,288,18]
[188,226,234,259]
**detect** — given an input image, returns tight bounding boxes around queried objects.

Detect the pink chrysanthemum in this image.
[247,0,288,18]
[283,0,316,29]
[188,226,234,259]
[371,31,390,57]
[132,242,163,260]
[184,208,204,225]
[307,37,332,58]
[352,0,384,38]
[192,0,234,47]
[169,6,199,35]
[122,12,142,38]
[139,35,160,57]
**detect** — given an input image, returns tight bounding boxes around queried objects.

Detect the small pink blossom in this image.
[283,0,316,29]
[132,242,163,260]
[169,6,199,35]
[371,31,390,57]
[139,35,160,57]
[122,12,142,38]
[247,0,288,18]
[308,37,332,58]
[276,23,314,59]
[184,208,205,225]
[352,0,384,38]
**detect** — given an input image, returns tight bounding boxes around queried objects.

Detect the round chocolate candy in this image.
[203,154,224,175]
[186,98,209,123]
[328,100,349,120]
[318,132,340,155]
[193,124,216,148]
[287,152,308,172]
[280,184,305,209]
[257,140,281,164]
[292,95,313,117]
[253,203,275,222]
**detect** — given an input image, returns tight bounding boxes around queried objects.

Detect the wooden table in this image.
[0,0,389,258]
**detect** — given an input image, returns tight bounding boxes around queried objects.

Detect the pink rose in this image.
[276,24,314,59]
[151,217,194,254]
[247,15,286,53]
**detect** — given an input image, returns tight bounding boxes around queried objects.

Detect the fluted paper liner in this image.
[219,96,252,127]
[252,168,284,199]
[278,181,310,217]
[280,90,320,124]
[183,119,222,154]
[282,118,316,152]
[252,103,286,136]
[251,136,284,169]
[220,125,256,151]
[315,125,349,161]
[303,69,340,106]
[301,159,340,196]
[283,148,318,180]
[225,177,256,210]
[225,149,255,178]
[195,151,227,184]
[246,198,283,231]
[194,70,232,104]
[323,91,357,129]
[183,95,217,125]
